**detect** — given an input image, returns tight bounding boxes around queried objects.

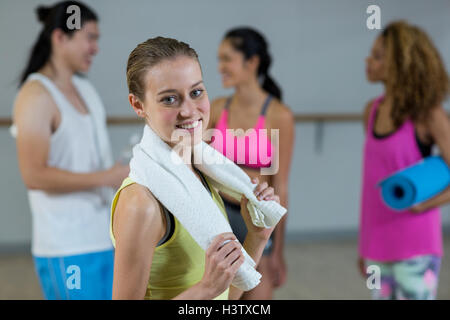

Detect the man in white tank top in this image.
[12,1,129,300]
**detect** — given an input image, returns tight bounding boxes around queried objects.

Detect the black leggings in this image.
[222,197,274,256]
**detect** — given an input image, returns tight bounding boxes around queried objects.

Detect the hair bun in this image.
[36,6,51,23]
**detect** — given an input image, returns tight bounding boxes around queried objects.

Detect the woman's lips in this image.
[175,119,202,132]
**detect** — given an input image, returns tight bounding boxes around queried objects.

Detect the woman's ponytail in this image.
[225,27,282,101]
[262,74,282,101]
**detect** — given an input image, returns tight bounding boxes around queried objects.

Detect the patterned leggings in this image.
[365,255,441,300]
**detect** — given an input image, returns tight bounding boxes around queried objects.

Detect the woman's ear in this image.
[129,94,146,119]
[245,55,260,74]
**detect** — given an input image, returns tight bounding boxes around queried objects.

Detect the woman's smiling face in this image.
[366,36,387,83]
[134,56,210,147]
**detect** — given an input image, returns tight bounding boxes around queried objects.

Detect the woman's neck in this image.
[381,85,394,108]
[234,77,266,108]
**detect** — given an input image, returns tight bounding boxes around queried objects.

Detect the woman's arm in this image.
[113,184,245,300]
[357,98,377,276]
[411,106,450,212]
[113,185,213,299]
[227,233,269,300]
[227,183,279,300]
[112,184,166,299]
[13,81,128,193]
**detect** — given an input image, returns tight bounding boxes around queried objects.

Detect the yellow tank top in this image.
[110,175,230,300]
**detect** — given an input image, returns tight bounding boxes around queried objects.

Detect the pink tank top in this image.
[359,95,443,261]
[210,95,273,168]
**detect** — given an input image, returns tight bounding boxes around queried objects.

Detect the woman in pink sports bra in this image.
[359,21,449,300]
[208,27,295,300]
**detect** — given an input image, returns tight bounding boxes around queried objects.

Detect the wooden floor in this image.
[0,238,448,300]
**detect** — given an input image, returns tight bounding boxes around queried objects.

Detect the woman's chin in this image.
[366,74,377,83]
[222,80,234,88]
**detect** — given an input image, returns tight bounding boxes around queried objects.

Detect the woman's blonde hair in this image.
[382,21,449,127]
[126,37,199,101]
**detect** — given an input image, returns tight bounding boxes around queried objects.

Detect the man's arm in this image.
[14,80,125,193]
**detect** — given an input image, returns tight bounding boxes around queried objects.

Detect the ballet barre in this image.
[0,114,366,127]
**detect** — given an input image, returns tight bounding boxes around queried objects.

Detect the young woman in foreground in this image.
[110,37,280,300]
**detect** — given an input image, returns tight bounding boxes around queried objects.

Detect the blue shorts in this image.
[33,249,114,300]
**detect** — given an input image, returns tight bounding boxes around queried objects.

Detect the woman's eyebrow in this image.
[157,89,177,95]
[191,80,203,88]
[157,81,203,95]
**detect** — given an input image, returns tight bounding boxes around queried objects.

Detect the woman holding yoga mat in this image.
[359,20,450,300]
[110,37,281,300]
[208,27,295,299]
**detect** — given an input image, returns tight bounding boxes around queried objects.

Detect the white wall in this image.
[1,0,449,247]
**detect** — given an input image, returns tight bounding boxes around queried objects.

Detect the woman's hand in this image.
[199,233,245,299]
[240,177,279,241]
[358,256,366,278]
[410,203,426,213]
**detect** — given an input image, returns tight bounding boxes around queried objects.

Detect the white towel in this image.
[129,124,287,291]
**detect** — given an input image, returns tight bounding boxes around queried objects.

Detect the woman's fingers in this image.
[207,233,236,256]
[217,239,241,261]
[264,194,279,203]
[222,246,243,266]
[253,181,269,197]
[229,254,245,273]
[251,178,279,202]
[257,186,274,200]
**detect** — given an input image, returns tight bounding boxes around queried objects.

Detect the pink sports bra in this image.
[210,95,273,168]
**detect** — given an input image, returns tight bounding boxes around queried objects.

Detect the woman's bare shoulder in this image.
[116,183,161,218]
[267,98,294,127]
[208,96,228,128]
[113,183,165,241]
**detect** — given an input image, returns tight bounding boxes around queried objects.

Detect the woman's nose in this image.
[218,61,225,73]
[179,98,197,118]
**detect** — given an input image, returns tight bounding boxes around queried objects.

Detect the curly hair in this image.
[382,21,449,127]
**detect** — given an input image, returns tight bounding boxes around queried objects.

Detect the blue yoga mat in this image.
[379,156,450,210]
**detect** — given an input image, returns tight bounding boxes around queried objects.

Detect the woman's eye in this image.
[162,96,177,105]
[191,89,204,98]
